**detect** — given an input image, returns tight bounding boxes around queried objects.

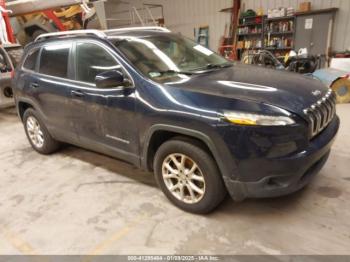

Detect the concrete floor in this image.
[0,105,349,255]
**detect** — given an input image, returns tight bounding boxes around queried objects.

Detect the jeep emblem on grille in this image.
[312,90,322,96]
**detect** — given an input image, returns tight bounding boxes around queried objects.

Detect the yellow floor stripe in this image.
[0,211,148,259]
[87,212,149,257]
[0,226,50,262]
[1,226,38,255]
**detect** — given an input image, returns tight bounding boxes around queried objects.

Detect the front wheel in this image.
[154,138,227,214]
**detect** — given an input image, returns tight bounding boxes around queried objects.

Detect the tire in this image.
[23,108,60,154]
[154,138,227,214]
[6,48,23,68]
[331,78,350,104]
[31,29,47,41]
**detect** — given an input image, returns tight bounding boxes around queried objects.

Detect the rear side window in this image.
[23,49,39,71]
[39,43,71,78]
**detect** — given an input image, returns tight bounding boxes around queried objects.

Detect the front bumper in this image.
[224,116,340,201]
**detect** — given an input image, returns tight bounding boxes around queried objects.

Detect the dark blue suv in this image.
[13,27,340,213]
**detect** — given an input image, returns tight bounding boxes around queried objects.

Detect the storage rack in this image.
[235,15,296,60]
[236,15,265,60]
[263,15,296,56]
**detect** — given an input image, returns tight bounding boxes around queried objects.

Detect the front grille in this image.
[303,90,336,138]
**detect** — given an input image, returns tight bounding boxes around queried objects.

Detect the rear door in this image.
[15,47,40,103]
[35,41,78,142]
[70,40,138,163]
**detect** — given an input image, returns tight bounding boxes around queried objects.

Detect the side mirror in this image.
[95,70,130,89]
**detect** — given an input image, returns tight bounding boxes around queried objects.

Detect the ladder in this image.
[195,26,209,48]
[130,6,157,26]
[100,1,164,29]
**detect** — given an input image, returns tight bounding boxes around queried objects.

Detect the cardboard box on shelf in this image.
[273,9,281,17]
[279,8,287,17]
[287,7,295,16]
[268,8,291,18]
[299,2,311,12]
[268,9,273,18]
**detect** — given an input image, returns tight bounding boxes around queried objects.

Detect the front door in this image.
[71,41,138,163]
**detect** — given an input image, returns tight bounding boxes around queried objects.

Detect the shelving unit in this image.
[267,31,294,35]
[237,33,262,36]
[265,16,295,22]
[264,15,296,56]
[236,15,264,59]
[235,14,296,60]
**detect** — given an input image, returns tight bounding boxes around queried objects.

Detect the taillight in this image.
[11,70,15,79]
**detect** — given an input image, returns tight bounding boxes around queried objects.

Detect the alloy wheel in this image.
[162,153,206,204]
[26,116,44,148]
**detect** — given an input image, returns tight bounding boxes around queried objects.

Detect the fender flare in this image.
[141,124,235,180]
[16,98,45,121]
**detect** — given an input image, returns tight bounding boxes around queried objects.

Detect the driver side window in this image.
[76,42,123,85]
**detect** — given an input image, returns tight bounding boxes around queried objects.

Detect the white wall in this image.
[148,0,232,51]
[105,0,350,52]
[105,0,232,51]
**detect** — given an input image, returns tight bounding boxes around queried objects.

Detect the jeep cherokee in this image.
[12,27,340,213]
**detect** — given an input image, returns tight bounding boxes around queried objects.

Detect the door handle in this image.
[71,90,85,98]
[29,82,39,89]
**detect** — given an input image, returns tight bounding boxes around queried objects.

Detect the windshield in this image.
[114,33,230,82]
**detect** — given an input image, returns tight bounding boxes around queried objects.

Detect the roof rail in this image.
[35,30,107,42]
[105,26,171,34]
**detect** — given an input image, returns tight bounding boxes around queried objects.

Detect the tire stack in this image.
[331,76,350,104]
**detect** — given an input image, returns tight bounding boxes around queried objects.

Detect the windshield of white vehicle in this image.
[114,33,231,82]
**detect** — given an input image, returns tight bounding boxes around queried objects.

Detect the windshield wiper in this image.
[193,63,233,72]
[151,64,232,78]
[209,63,233,69]
[156,70,196,76]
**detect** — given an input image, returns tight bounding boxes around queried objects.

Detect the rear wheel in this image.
[23,108,60,154]
[154,138,227,214]
[6,47,23,68]
[31,29,47,41]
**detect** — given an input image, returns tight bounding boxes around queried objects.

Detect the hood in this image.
[165,63,328,116]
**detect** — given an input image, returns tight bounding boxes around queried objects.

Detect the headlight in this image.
[223,111,295,126]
